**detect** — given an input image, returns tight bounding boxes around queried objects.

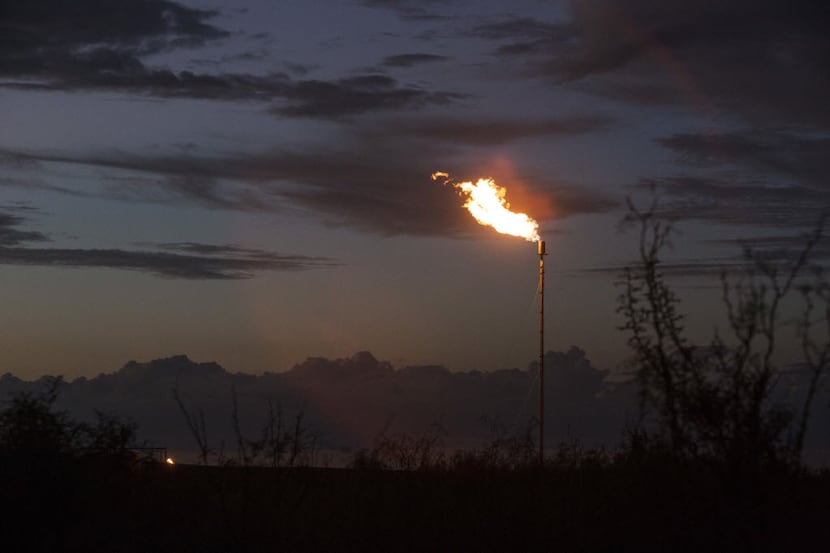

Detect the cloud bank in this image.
[0,348,637,459]
[3,348,826,463]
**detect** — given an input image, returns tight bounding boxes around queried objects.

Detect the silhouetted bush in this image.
[618,199,829,482]
[2,377,828,552]
[0,376,138,460]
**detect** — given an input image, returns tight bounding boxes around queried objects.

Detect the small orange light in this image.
[165,457,175,465]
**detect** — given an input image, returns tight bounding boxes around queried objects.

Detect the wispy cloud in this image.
[702,232,830,268]
[633,174,829,229]
[0,210,336,279]
[360,115,612,145]
[565,215,830,279]
[360,0,453,21]
[0,212,49,246]
[2,0,228,57]
[0,245,336,279]
[380,53,449,67]
[267,75,466,119]
[0,142,617,237]
[658,130,830,189]
[0,0,464,118]
[470,1,830,128]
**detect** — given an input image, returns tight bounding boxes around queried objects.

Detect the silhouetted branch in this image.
[171,384,211,464]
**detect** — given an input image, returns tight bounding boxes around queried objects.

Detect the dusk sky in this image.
[1,0,828,379]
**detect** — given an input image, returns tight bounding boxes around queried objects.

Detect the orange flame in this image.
[433,172,540,242]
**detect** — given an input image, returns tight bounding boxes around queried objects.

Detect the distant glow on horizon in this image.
[432,172,541,242]
[166,457,175,465]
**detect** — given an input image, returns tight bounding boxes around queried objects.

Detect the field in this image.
[4,452,829,553]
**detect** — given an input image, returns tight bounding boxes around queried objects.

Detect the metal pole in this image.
[538,239,546,466]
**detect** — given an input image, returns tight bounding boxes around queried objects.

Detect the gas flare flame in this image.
[432,172,540,242]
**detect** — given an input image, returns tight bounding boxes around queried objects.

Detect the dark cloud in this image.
[282,62,316,76]
[658,130,830,189]
[0,244,335,279]
[0,202,39,213]
[2,60,288,100]
[549,186,618,219]
[153,242,295,258]
[104,173,276,212]
[0,348,637,456]
[634,176,829,229]
[360,0,451,21]
[364,115,612,145]
[381,53,449,67]
[0,210,335,279]
[705,234,830,252]
[567,194,830,280]
[470,17,567,41]
[0,0,232,94]
[0,0,464,117]
[0,144,617,237]
[0,147,463,236]
[268,74,466,119]
[569,258,761,279]
[566,208,830,279]
[1,0,228,57]
[3,60,462,116]
[640,129,830,230]
[0,212,49,246]
[470,14,579,72]
[564,252,829,280]
[702,233,830,268]
[475,1,830,128]
[5,350,828,463]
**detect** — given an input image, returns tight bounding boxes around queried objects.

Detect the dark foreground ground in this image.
[3,454,829,553]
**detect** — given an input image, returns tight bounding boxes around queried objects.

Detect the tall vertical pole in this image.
[538,239,546,466]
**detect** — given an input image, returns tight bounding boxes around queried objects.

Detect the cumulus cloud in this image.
[5,348,826,462]
[0,348,637,456]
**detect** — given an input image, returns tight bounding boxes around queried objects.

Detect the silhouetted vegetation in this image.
[0,376,138,459]
[3,209,829,552]
[3,385,827,553]
[617,199,828,489]
[0,378,146,552]
[173,382,319,468]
